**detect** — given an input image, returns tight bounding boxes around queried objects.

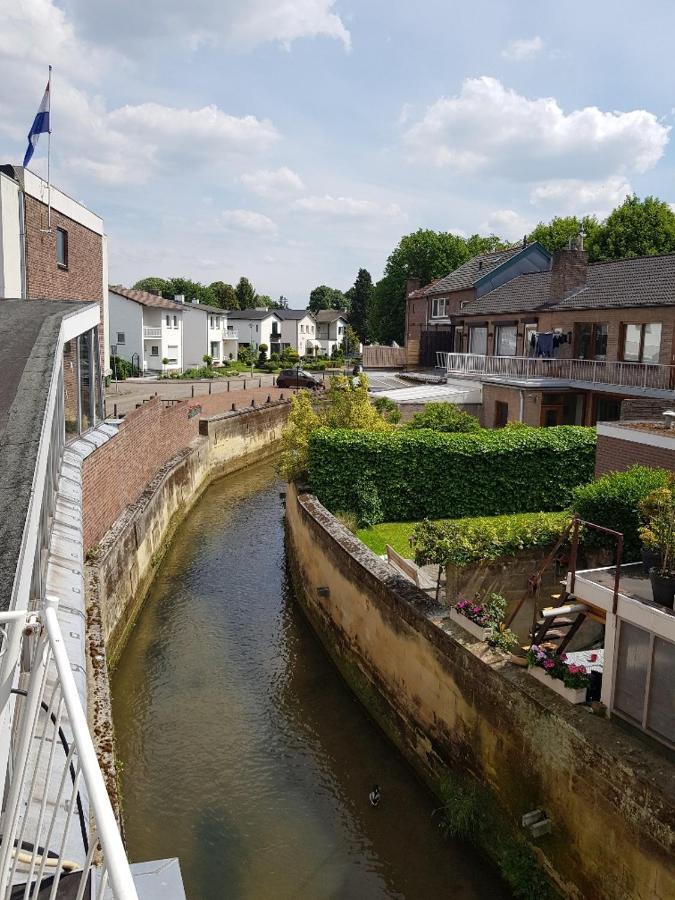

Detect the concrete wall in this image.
[0,172,22,296]
[86,401,289,661]
[285,485,675,900]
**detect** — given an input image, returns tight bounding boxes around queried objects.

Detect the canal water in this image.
[112,460,508,899]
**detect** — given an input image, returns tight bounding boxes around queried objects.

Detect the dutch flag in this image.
[23,77,50,168]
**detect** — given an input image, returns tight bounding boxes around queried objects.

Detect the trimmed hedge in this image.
[308,426,596,522]
[411,511,571,568]
[571,465,669,561]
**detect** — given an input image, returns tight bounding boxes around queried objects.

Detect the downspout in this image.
[519,389,525,423]
[19,190,27,297]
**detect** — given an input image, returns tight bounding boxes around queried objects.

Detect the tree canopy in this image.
[309,284,347,314]
[590,195,675,261]
[527,216,599,255]
[209,281,238,310]
[235,277,257,309]
[347,268,373,342]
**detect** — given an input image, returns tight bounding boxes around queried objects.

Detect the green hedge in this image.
[411,511,571,568]
[308,426,596,522]
[571,465,669,561]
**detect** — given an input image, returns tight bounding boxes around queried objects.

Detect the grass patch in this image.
[357,520,448,557]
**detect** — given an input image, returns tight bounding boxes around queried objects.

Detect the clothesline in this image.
[529,330,570,359]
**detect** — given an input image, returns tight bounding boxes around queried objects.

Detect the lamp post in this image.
[249,322,255,377]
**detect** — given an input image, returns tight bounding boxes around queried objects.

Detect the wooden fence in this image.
[362,345,407,369]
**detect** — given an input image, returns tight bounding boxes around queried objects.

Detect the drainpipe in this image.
[19,190,27,297]
[519,389,525,423]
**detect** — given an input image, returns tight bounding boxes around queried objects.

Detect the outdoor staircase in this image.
[531,596,588,654]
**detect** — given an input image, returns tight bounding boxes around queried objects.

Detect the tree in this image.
[309,284,347,314]
[133,277,172,296]
[209,281,238,310]
[369,230,505,345]
[528,216,599,255]
[406,402,481,433]
[235,277,256,309]
[273,295,290,309]
[169,277,216,306]
[344,324,359,357]
[347,268,373,342]
[590,195,675,261]
[255,294,274,308]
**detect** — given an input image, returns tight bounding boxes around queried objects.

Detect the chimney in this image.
[405,276,421,298]
[549,239,588,301]
[174,294,185,303]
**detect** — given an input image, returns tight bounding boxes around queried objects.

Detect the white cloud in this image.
[501,36,544,62]
[293,195,406,219]
[240,166,305,198]
[529,176,633,216]
[220,209,278,235]
[483,209,534,242]
[62,0,350,51]
[404,77,669,181]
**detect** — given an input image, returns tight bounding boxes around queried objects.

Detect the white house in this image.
[228,309,283,355]
[277,309,319,356]
[177,297,238,367]
[314,309,349,356]
[109,286,183,373]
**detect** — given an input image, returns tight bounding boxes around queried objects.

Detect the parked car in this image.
[276,368,323,390]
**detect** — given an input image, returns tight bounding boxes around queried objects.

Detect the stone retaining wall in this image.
[285,484,675,900]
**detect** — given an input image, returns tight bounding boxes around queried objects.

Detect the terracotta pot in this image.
[648,569,675,609]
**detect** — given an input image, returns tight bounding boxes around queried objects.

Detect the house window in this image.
[210,341,219,358]
[496,325,517,356]
[468,326,487,355]
[431,298,448,318]
[116,332,125,344]
[524,323,538,356]
[151,345,159,356]
[165,315,170,327]
[575,323,608,360]
[173,315,178,328]
[210,316,215,328]
[56,227,68,269]
[167,345,178,364]
[622,323,662,364]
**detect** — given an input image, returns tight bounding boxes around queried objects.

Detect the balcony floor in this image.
[444,370,675,399]
[578,562,675,617]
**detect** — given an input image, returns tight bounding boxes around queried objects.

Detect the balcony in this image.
[143,326,162,339]
[437,353,675,396]
[224,329,239,341]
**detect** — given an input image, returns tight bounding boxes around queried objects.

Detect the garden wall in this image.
[285,484,675,900]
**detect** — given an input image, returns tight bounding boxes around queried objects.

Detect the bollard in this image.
[209,382,212,395]
[191,385,194,398]
[227,380,230,392]
[232,403,236,411]
[113,403,118,418]
[251,398,256,406]
[258,377,262,388]
[266,394,271,403]
[244,379,247,390]
[280,393,284,400]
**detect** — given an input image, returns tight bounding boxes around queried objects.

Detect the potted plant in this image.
[450,598,491,640]
[639,486,675,608]
[526,645,590,704]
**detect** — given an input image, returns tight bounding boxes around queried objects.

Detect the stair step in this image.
[541,603,585,618]
[537,617,575,627]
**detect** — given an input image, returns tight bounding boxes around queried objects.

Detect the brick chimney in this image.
[550,240,588,300]
[405,276,421,298]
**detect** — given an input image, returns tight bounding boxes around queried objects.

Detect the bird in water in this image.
[369,785,381,808]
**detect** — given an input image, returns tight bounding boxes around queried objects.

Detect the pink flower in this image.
[590,653,598,663]
[543,659,555,670]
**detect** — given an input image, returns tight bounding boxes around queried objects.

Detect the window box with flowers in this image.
[449,600,491,640]
[449,594,518,654]
[526,645,590,704]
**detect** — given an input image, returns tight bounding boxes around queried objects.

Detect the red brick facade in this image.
[595,432,675,477]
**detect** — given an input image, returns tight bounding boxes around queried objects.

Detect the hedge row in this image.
[411,511,571,568]
[308,426,596,522]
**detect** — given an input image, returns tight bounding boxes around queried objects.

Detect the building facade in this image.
[277,309,319,355]
[314,309,349,356]
[227,309,283,355]
[109,287,185,373]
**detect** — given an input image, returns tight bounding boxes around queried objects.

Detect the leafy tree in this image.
[406,402,481,433]
[369,230,505,344]
[322,375,390,431]
[347,268,373,342]
[272,295,290,309]
[169,277,216,306]
[133,277,173,296]
[255,294,274,308]
[309,284,347,314]
[258,343,268,365]
[590,195,675,261]
[373,395,402,424]
[344,324,359,356]
[528,216,599,255]
[209,281,238,310]
[278,392,322,481]
[235,277,257,309]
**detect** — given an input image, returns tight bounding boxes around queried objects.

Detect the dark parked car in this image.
[276,368,323,390]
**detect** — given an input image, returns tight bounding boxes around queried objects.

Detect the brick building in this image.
[0,164,108,370]
[408,241,675,427]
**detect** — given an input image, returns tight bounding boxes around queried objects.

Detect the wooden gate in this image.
[420,328,453,367]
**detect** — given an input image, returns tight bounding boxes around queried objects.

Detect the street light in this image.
[249,322,255,377]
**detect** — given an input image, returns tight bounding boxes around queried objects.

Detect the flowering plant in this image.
[526,645,590,691]
[454,594,518,651]
[454,599,490,628]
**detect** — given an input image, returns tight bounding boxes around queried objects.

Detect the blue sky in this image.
[1,0,674,304]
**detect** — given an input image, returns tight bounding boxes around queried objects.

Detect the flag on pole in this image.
[23,78,51,168]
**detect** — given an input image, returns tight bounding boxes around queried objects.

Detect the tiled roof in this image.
[314,308,348,323]
[109,286,180,310]
[227,308,281,320]
[460,253,675,317]
[426,246,523,296]
[408,278,442,299]
[276,308,313,320]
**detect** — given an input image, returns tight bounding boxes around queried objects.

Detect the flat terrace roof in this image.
[0,298,97,610]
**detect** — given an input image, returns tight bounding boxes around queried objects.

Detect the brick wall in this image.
[621,398,675,420]
[595,432,675,476]
[481,383,541,427]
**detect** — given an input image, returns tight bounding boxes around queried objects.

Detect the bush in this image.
[373,396,402,424]
[406,402,480,433]
[350,475,383,527]
[411,510,570,568]
[309,426,596,521]
[110,356,138,379]
[571,465,669,561]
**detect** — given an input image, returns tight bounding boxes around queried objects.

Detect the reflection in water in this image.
[112,460,508,899]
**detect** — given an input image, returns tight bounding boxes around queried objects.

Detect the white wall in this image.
[235,314,282,351]
[0,173,22,297]
[281,314,316,355]
[108,291,143,369]
[22,168,104,235]
[182,306,208,369]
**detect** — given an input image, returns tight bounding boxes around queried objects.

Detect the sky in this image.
[2,0,675,305]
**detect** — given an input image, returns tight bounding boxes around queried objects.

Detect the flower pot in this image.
[528,665,587,704]
[648,569,675,609]
[641,547,662,574]
[449,606,490,641]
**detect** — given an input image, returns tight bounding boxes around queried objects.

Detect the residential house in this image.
[314,309,349,356]
[0,163,108,370]
[175,296,239,366]
[404,242,551,367]
[227,308,283,355]
[434,243,675,427]
[109,286,184,373]
[277,308,319,355]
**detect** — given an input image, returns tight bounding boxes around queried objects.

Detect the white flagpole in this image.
[47,65,52,230]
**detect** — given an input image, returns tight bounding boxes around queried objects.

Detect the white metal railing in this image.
[224,329,239,341]
[437,352,675,391]
[143,327,161,339]
[0,599,138,899]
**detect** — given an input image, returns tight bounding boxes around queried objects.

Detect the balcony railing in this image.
[143,326,161,339]
[0,599,138,898]
[437,352,675,392]
[224,330,239,341]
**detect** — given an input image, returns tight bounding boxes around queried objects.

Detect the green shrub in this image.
[406,402,481,433]
[350,475,383,527]
[372,396,402,424]
[309,427,596,521]
[411,511,570,568]
[110,356,138,379]
[571,465,669,560]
